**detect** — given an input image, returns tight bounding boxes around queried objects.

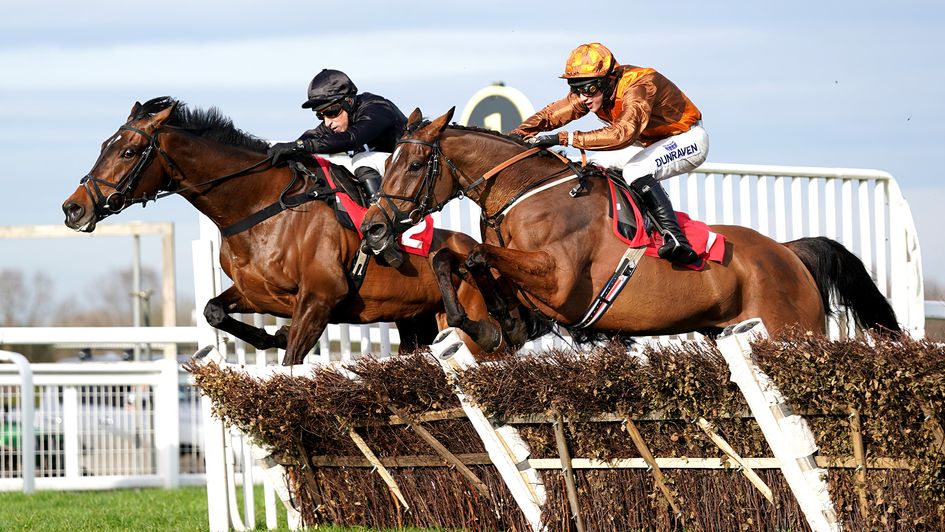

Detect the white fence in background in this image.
[0,358,202,491]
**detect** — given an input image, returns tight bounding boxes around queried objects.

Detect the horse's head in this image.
[62,97,179,232]
[361,107,458,258]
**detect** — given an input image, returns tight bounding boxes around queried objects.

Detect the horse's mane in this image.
[404,117,528,146]
[133,96,271,153]
[447,124,528,146]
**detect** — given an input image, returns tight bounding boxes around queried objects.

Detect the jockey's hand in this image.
[267,141,304,165]
[524,135,560,148]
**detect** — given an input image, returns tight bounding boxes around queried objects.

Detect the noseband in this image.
[372,133,557,239]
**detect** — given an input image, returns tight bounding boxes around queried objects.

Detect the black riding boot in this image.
[354,166,382,200]
[631,175,700,265]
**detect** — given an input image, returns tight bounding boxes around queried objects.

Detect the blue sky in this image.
[1,0,943,310]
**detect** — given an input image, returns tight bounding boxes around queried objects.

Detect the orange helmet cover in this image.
[561,42,618,79]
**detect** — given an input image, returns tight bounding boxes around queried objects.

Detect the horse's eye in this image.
[408,161,425,172]
[121,148,136,159]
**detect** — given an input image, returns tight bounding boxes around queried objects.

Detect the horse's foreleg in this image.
[204,287,286,350]
[465,244,560,307]
[430,249,502,352]
[394,314,439,353]
[460,257,530,347]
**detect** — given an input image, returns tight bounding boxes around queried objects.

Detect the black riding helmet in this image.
[301,69,358,110]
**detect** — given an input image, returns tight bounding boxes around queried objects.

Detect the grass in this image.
[0,485,440,531]
[0,485,294,531]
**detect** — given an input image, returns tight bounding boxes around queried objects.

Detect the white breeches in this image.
[621,123,709,184]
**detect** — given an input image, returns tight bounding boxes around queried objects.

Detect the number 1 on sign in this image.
[484,112,502,132]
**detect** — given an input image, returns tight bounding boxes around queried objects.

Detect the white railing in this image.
[682,163,923,336]
[0,359,193,491]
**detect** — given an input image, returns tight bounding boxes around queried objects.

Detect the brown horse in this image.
[361,107,900,346]
[61,97,538,365]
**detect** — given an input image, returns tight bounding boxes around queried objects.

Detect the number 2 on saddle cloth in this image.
[316,156,435,256]
[573,179,727,330]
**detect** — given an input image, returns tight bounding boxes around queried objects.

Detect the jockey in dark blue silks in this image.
[267,69,407,197]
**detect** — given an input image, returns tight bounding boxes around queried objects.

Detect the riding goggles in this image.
[569,79,603,97]
[316,102,345,120]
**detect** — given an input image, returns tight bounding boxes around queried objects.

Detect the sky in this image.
[1,0,944,318]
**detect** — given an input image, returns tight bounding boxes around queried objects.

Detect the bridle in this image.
[372,131,577,238]
[78,124,270,222]
[370,137,475,236]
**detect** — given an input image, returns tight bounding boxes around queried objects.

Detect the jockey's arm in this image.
[570,84,651,151]
[511,94,587,138]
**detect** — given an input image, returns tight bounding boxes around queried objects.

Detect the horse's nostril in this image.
[63,202,85,222]
[366,223,387,239]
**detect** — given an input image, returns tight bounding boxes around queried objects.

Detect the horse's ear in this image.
[429,106,455,135]
[127,101,142,121]
[407,108,423,127]
[148,100,178,128]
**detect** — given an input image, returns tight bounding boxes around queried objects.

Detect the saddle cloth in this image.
[608,178,725,269]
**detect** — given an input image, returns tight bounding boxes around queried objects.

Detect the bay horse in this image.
[61,97,537,365]
[360,107,900,345]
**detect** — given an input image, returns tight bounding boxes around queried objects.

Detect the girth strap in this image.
[572,247,645,330]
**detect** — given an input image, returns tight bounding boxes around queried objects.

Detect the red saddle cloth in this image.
[609,180,725,270]
[316,156,434,257]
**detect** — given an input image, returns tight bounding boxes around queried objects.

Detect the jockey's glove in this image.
[524,134,561,148]
[267,140,308,165]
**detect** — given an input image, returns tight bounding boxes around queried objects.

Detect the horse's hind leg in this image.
[204,287,286,350]
[430,248,502,352]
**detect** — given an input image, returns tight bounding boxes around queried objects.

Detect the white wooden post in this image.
[430,329,546,531]
[193,217,241,532]
[716,318,839,532]
[0,350,34,493]
[155,358,180,488]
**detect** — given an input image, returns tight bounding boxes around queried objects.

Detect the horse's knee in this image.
[464,247,488,272]
[203,300,226,327]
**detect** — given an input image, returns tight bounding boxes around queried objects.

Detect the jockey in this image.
[267,69,407,198]
[511,43,708,265]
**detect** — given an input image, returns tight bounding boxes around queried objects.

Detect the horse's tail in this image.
[784,236,901,335]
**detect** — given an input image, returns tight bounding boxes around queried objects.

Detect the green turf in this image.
[0,485,292,531]
[0,485,439,531]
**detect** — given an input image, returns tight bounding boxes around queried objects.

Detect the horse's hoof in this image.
[379,247,405,268]
[477,323,504,353]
